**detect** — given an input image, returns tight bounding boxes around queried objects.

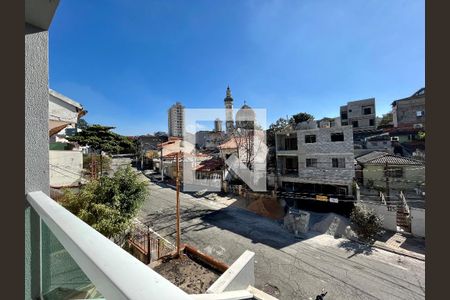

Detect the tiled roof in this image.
[218,138,238,149]
[355,151,388,163]
[194,158,223,172]
[357,151,424,166]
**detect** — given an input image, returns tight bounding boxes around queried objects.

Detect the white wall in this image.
[410,208,425,238]
[207,250,255,294]
[364,202,397,232]
[49,150,83,187]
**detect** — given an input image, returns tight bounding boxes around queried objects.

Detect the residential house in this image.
[364,133,394,153]
[275,121,355,198]
[356,151,425,199]
[48,90,86,188]
[317,117,341,128]
[392,88,425,130]
[340,98,376,131]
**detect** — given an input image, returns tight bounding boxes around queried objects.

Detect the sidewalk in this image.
[372,231,425,261]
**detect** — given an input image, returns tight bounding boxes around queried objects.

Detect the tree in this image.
[417,131,425,141]
[378,113,393,129]
[154,131,168,137]
[77,118,89,130]
[350,202,383,243]
[61,166,148,240]
[266,117,290,147]
[291,112,314,125]
[67,124,136,176]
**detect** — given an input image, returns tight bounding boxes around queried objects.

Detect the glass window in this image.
[385,167,403,178]
[352,120,359,128]
[306,158,317,168]
[331,132,344,142]
[369,119,375,126]
[332,158,345,168]
[305,135,316,143]
[363,107,372,115]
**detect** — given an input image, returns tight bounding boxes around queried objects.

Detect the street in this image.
[137,174,425,300]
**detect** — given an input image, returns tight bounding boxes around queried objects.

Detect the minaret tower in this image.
[224,85,234,133]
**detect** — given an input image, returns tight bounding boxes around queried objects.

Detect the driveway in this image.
[137,176,425,300]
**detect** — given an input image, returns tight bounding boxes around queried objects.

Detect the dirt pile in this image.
[247,197,285,220]
[152,255,220,294]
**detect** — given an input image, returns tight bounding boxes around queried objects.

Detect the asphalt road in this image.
[137,175,425,300]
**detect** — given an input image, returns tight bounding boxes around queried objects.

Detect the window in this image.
[341,121,348,126]
[352,120,359,128]
[284,137,298,150]
[363,107,372,115]
[341,112,348,120]
[369,119,375,126]
[331,132,344,142]
[385,167,403,178]
[306,158,317,168]
[305,134,316,143]
[332,158,346,168]
[416,110,424,117]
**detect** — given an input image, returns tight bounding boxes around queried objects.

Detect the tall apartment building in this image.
[168,102,185,137]
[392,88,425,130]
[340,98,376,132]
[275,120,355,197]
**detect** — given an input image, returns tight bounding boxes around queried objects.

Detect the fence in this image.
[127,220,174,264]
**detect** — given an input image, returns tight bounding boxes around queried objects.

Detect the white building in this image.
[168,102,185,137]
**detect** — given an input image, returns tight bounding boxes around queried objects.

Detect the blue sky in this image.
[49,0,424,136]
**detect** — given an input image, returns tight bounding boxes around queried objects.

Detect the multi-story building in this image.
[168,102,184,137]
[214,118,222,132]
[392,88,425,130]
[275,120,355,197]
[340,98,376,133]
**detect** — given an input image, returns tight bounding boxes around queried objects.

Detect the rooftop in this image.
[356,151,424,166]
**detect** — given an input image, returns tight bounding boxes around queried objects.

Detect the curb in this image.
[371,242,425,261]
[345,236,425,261]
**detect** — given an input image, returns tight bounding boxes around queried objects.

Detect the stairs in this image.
[396,204,411,232]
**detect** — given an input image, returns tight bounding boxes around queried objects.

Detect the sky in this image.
[49,0,424,136]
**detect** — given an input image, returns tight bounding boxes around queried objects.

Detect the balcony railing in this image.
[26,191,192,300]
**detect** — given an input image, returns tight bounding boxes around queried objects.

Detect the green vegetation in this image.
[350,202,383,243]
[49,142,74,151]
[417,131,425,141]
[291,112,314,125]
[61,166,148,239]
[67,124,136,175]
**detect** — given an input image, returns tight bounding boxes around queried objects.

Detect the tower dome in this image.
[235,102,256,130]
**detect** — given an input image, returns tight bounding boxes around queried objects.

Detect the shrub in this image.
[61,166,148,239]
[350,202,383,243]
[83,154,112,176]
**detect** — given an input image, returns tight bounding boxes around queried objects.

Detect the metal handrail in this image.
[26,191,192,300]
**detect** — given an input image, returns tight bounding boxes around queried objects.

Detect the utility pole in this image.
[385,161,390,202]
[160,147,164,181]
[175,151,181,257]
